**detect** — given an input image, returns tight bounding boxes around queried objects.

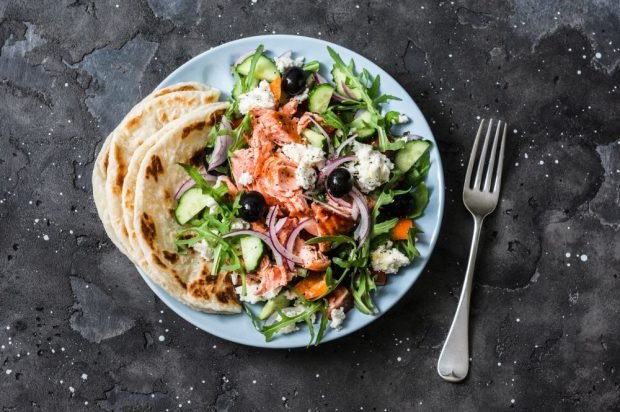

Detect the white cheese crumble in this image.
[193,240,214,260]
[236,283,281,304]
[293,88,309,103]
[230,218,250,230]
[281,143,326,167]
[348,141,394,193]
[370,241,410,274]
[281,143,326,190]
[295,163,317,190]
[238,80,276,114]
[330,308,346,330]
[274,53,304,73]
[238,171,254,186]
[396,114,409,124]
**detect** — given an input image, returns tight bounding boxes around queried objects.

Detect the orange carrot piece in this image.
[269,75,282,102]
[294,272,328,299]
[391,218,414,241]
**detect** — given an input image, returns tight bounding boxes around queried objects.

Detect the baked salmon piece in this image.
[311,202,356,251]
[251,108,301,146]
[255,256,293,294]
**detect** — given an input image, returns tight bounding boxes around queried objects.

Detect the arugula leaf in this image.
[373,218,399,237]
[303,60,320,72]
[229,113,251,153]
[350,268,377,315]
[178,163,228,201]
[261,302,323,344]
[306,235,356,249]
[243,45,265,92]
[409,182,429,219]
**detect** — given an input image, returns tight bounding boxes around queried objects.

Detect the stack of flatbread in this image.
[92,82,241,314]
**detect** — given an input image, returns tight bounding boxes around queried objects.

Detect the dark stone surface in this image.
[1,0,619,410]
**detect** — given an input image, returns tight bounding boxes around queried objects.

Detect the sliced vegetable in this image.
[259,294,290,320]
[208,135,233,171]
[240,235,265,272]
[308,84,334,114]
[391,218,414,241]
[222,230,283,267]
[332,66,362,100]
[302,128,326,149]
[294,272,329,299]
[236,53,279,82]
[269,75,282,102]
[395,140,431,173]
[349,110,375,139]
[175,187,213,225]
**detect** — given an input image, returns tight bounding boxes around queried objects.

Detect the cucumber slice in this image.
[240,235,265,272]
[395,140,431,173]
[349,110,376,139]
[302,128,326,149]
[332,66,362,100]
[259,293,290,320]
[308,84,334,113]
[175,187,212,225]
[236,54,279,82]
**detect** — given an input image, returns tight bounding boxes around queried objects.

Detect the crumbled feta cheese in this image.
[238,171,254,186]
[293,88,309,103]
[397,114,409,124]
[281,143,326,168]
[193,240,214,260]
[274,53,304,73]
[236,283,282,304]
[295,163,317,190]
[348,141,393,193]
[231,218,250,230]
[370,241,410,274]
[281,143,326,190]
[230,272,239,285]
[238,80,276,114]
[330,308,346,330]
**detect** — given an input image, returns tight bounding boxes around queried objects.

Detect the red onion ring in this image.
[402,132,423,141]
[308,117,332,155]
[174,173,217,200]
[285,218,312,270]
[220,116,232,130]
[208,135,232,171]
[331,91,349,102]
[328,193,352,209]
[336,135,358,157]
[302,195,351,218]
[234,49,257,66]
[275,217,288,233]
[340,80,359,100]
[267,206,303,265]
[318,155,356,185]
[312,72,328,85]
[222,230,283,267]
[350,187,370,243]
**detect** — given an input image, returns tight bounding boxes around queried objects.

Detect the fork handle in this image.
[437,215,484,382]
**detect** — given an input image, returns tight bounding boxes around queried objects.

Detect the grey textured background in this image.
[1,0,619,410]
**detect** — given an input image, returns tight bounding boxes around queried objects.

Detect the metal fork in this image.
[437,119,507,382]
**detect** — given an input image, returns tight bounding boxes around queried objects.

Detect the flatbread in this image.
[104,89,220,254]
[92,82,212,255]
[131,103,241,313]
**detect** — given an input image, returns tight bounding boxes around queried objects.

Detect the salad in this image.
[173,45,431,345]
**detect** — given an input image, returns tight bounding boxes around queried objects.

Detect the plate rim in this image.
[142,34,445,349]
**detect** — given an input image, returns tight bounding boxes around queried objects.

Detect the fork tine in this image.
[483,121,502,191]
[464,120,485,190]
[493,123,507,193]
[473,119,494,190]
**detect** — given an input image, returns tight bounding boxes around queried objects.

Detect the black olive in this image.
[282,67,306,95]
[239,191,267,222]
[380,193,416,217]
[326,168,353,198]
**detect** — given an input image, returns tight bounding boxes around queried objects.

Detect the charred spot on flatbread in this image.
[125,114,142,132]
[140,212,156,246]
[181,121,206,139]
[153,254,166,268]
[189,147,208,168]
[145,155,164,181]
[163,250,178,263]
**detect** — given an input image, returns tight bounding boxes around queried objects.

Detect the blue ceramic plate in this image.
[137,35,444,348]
